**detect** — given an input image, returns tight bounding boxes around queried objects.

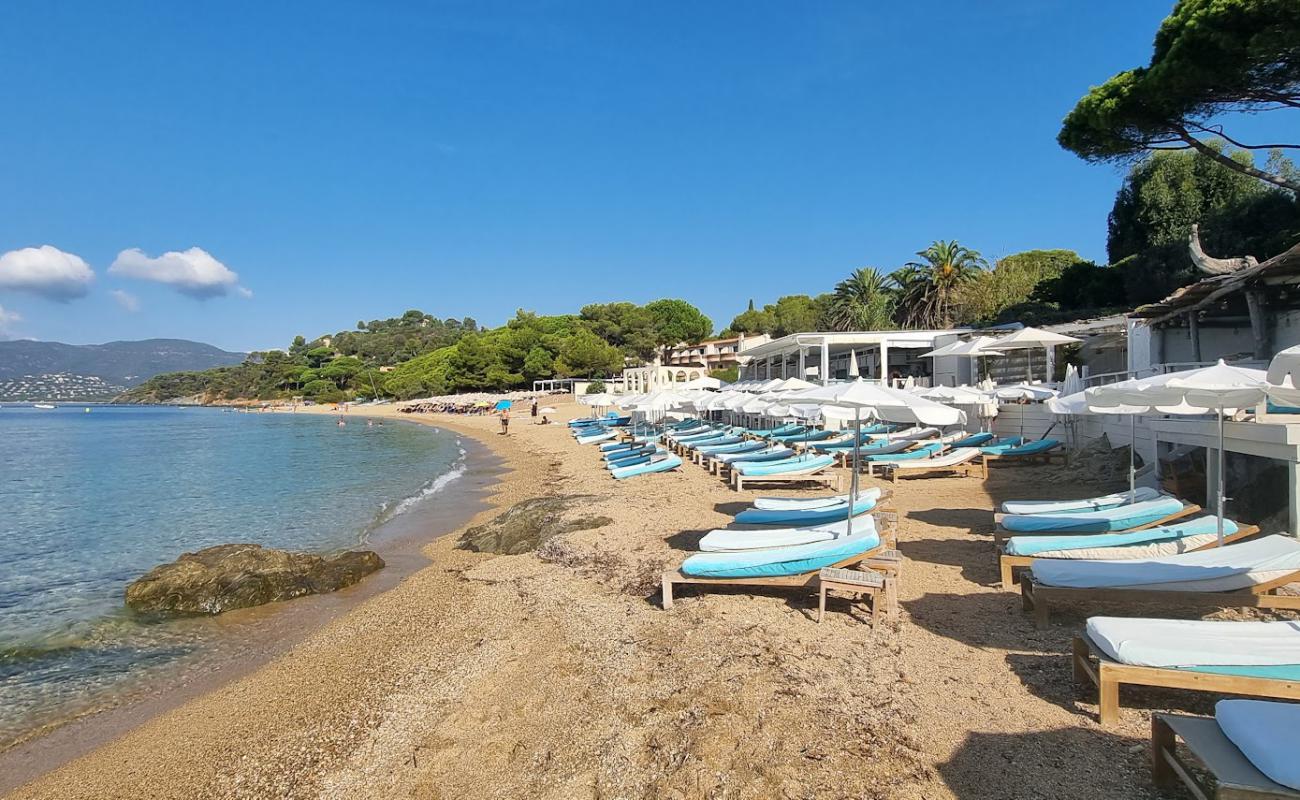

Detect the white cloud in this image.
[110,289,140,312]
[109,247,248,299]
[0,304,22,338]
[0,245,95,301]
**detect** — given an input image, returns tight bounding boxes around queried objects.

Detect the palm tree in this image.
[893,241,987,328]
[828,267,896,331]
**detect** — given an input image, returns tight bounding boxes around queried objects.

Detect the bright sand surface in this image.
[3,399,1269,798]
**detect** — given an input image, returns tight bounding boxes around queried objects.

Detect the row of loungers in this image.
[662,421,844,492]
[995,486,1300,767]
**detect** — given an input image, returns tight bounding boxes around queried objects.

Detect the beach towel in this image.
[1030,535,1300,591]
[1087,617,1300,668]
[1002,487,1162,516]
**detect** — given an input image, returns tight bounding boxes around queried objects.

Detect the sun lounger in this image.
[610,453,683,480]
[981,438,1065,467]
[977,436,1026,453]
[734,488,886,525]
[1020,535,1300,627]
[662,520,890,609]
[1073,618,1300,725]
[1001,487,1163,516]
[876,447,985,482]
[999,517,1258,586]
[993,497,1200,545]
[605,447,668,470]
[865,425,938,442]
[730,454,839,492]
[752,489,876,511]
[711,446,795,476]
[831,439,916,466]
[1153,702,1300,798]
[575,430,617,445]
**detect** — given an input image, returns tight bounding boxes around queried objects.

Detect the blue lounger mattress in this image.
[611,454,682,479]
[1000,497,1187,533]
[1002,487,1162,516]
[682,528,882,578]
[1005,516,1237,556]
[734,492,880,525]
[733,454,834,476]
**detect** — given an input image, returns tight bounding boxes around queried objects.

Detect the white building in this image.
[736,330,972,386]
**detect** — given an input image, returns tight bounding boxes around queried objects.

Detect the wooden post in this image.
[1245,289,1270,360]
[1187,311,1202,362]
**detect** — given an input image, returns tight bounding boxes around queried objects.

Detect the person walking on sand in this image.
[531,399,538,419]
[500,408,510,436]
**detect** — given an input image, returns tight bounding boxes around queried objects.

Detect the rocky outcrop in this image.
[457,495,612,555]
[125,544,385,616]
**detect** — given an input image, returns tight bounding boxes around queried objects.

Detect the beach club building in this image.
[735,330,972,386]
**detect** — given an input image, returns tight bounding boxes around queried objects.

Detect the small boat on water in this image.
[33,403,56,410]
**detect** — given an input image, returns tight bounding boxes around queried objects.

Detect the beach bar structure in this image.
[736,330,971,386]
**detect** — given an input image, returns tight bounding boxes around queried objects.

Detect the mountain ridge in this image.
[0,338,247,387]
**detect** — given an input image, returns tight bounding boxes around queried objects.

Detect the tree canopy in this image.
[1058,0,1300,192]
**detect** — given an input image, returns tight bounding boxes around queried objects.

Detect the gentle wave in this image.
[361,447,469,543]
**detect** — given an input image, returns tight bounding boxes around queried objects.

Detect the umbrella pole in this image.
[1217,407,1226,546]
[847,406,860,539]
[1129,415,1137,502]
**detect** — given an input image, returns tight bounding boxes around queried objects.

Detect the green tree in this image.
[554,329,625,377]
[644,298,712,361]
[1058,0,1300,193]
[522,346,555,381]
[768,295,824,336]
[827,268,896,331]
[959,249,1087,322]
[1106,146,1300,302]
[579,302,659,361]
[894,241,988,328]
[727,299,775,335]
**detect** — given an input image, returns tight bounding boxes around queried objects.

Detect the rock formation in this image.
[457,495,612,555]
[125,543,384,616]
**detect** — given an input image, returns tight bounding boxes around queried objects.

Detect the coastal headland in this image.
[4,401,1199,799]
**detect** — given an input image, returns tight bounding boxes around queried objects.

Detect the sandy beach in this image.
[3,400,1246,799]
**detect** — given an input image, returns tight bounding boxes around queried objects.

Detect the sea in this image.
[0,404,473,750]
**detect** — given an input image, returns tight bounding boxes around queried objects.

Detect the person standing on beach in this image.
[531,399,538,419]
[500,408,510,435]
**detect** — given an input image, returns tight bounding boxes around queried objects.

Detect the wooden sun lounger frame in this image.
[998,520,1255,588]
[661,517,897,610]
[1020,569,1300,629]
[991,502,1202,547]
[1073,630,1300,726]
[730,468,840,492]
[875,452,987,483]
[1152,712,1300,799]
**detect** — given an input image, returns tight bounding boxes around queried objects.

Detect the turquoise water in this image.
[0,405,465,746]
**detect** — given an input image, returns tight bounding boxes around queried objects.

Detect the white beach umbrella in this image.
[1061,364,1084,398]
[847,349,860,379]
[579,393,614,407]
[994,383,1057,402]
[1085,361,1267,543]
[987,327,1081,382]
[771,376,818,392]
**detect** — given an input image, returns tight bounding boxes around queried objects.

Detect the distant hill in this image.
[0,339,247,390]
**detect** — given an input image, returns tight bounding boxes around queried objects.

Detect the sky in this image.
[0,0,1258,352]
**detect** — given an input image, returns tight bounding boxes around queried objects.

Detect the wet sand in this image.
[3,401,1253,798]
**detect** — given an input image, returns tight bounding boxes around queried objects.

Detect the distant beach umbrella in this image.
[494,400,513,411]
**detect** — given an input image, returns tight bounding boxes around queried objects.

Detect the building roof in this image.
[740,330,970,360]
[1131,241,1300,324]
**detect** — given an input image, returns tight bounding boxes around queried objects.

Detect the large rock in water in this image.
[125,544,385,616]
[457,495,612,554]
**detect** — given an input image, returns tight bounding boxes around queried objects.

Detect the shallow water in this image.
[0,405,464,746]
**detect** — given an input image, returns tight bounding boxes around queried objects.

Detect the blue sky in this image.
[0,1,1247,351]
